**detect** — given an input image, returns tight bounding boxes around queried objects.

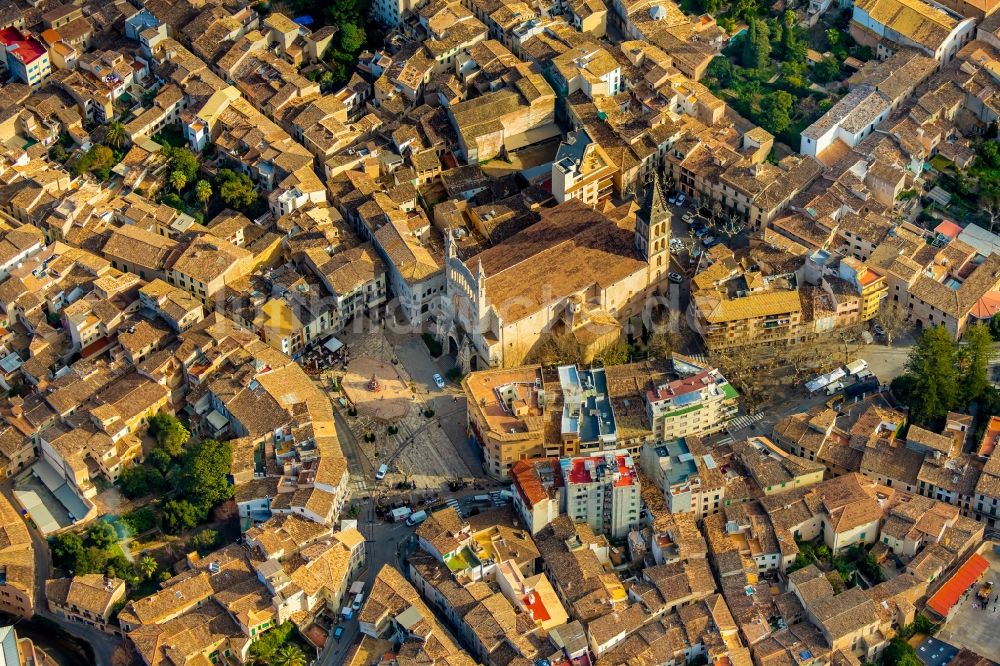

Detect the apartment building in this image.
[551,129,618,206]
[561,451,640,538]
[689,288,805,350]
[640,438,726,520]
[0,28,51,87]
[510,457,564,535]
[646,367,738,440]
[839,257,888,321]
[885,248,1000,339]
[464,365,548,480]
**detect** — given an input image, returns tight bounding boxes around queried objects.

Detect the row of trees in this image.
[891,324,994,426]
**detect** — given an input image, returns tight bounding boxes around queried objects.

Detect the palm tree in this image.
[272,645,307,666]
[139,555,157,580]
[169,170,187,192]
[194,179,212,210]
[105,121,127,149]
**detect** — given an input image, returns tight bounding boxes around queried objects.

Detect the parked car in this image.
[334,626,345,641]
[695,227,710,238]
[668,272,684,284]
[682,213,694,223]
[701,236,717,247]
[376,464,388,480]
[873,324,886,337]
[433,373,445,389]
[676,193,686,206]
[668,192,678,204]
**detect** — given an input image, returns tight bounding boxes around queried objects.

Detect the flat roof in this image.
[563,452,637,487]
[651,438,699,487]
[0,28,47,65]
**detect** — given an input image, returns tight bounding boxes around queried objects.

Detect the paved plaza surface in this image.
[342,356,412,422]
[936,546,1000,661]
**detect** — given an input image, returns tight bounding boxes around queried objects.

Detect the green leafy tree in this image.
[87,521,118,550]
[160,193,187,214]
[902,325,959,425]
[960,323,993,405]
[148,413,190,458]
[742,20,763,68]
[273,645,308,666]
[165,146,200,181]
[170,169,188,192]
[105,121,127,149]
[339,23,366,53]
[761,91,793,135]
[600,340,631,366]
[989,312,1000,340]
[882,637,921,666]
[192,529,219,551]
[76,547,110,575]
[780,10,797,56]
[139,555,158,580]
[161,499,199,534]
[149,446,177,475]
[195,179,212,209]
[105,554,134,582]
[812,56,842,84]
[49,144,69,163]
[825,28,840,50]
[734,0,759,21]
[249,622,296,662]
[75,145,117,180]
[707,57,735,88]
[217,169,258,211]
[50,532,85,571]
[178,438,234,519]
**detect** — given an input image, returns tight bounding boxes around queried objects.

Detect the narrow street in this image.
[316,475,418,666]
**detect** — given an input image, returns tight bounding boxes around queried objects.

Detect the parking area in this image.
[936,545,1000,661]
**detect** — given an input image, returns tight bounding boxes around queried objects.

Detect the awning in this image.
[324,337,344,354]
[926,553,989,618]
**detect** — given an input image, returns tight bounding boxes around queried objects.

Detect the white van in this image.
[376,464,388,480]
[406,510,428,526]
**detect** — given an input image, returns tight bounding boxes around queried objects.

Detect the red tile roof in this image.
[978,416,1000,457]
[926,553,989,618]
[935,220,962,240]
[970,292,1000,320]
[510,458,561,507]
